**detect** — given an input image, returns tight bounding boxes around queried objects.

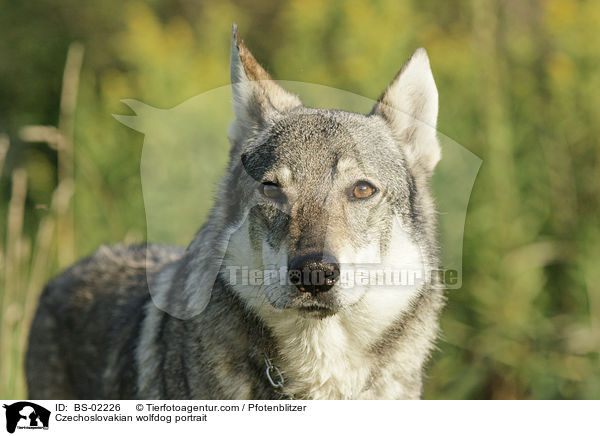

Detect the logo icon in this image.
[2,402,50,434]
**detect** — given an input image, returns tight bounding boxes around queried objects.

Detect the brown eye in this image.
[351,181,377,200]
[260,183,286,201]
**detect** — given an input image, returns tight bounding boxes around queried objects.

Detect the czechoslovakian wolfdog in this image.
[27,25,444,399]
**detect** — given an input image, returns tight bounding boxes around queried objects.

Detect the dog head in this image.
[216,25,441,320]
[173,25,441,320]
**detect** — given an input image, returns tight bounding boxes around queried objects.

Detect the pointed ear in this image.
[230,24,301,141]
[371,48,440,174]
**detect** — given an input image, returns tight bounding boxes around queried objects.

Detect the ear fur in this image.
[230,24,302,142]
[371,48,440,174]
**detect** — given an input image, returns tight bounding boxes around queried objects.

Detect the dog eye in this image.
[260,182,286,202]
[351,181,377,200]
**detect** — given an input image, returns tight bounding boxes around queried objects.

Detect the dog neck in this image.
[254,286,440,400]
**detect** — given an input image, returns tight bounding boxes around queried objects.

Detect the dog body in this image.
[26,26,444,400]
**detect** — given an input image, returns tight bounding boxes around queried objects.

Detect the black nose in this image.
[288,252,340,293]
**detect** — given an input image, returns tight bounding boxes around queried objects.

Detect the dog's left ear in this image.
[371,48,440,174]
[230,24,302,142]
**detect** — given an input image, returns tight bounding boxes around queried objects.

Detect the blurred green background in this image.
[1,0,599,399]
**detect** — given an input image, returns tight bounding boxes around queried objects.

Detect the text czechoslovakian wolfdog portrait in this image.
[26,25,445,400]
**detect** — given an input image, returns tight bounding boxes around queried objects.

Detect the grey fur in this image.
[26,25,444,400]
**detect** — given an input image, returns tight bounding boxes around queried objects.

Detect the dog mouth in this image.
[296,304,337,318]
[290,292,339,318]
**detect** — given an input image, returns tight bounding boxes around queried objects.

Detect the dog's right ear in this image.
[230,24,301,142]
